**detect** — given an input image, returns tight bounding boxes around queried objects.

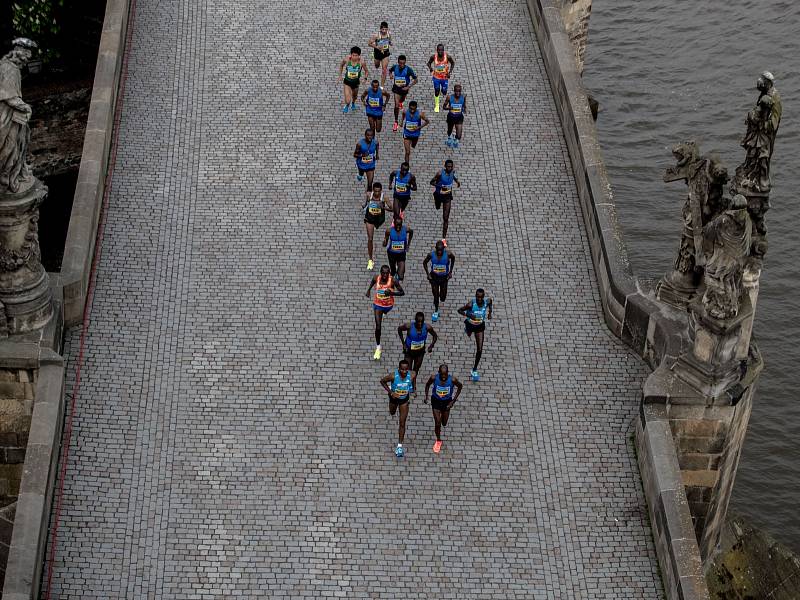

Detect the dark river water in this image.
[583,0,800,550]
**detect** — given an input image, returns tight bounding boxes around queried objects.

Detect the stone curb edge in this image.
[60,0,133,326]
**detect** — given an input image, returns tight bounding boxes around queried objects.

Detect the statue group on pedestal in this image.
[657,72,782,321]
[0,38,36,195]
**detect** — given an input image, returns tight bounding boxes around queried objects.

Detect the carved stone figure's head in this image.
[671,141,699,168]
[708,159,729,186]
[6,38,37,66]
[757,71,775,94]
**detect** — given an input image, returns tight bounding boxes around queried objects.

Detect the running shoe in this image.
[471,370,480,382]
[398,101,404,110]
[373,345,382,360]
[446,137,453,147]
[357,173,364,182]
[351,102,359,111]
[434,96,440,113]
[392,122,399,132]
[454,139,460,149]
[342,104,350,114]
[367,258,374,270]
[395,444,405,458]
[433,440,442,454]
[431,311,439,322]
[441,238,447,247]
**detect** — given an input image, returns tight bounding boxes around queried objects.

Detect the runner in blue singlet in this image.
[422,239,456,322]
[353,128,379,190]
[457,288,494,381]
[388,162,417,218]
[380,359,417,457]
[429,159,460,243]
[443,83,467,148]
[361,79,390,134]
[400,100,430,164]
[397,311,439,374]
[382,214,414,281]
[424,364,463,453]
[388,55,418,131]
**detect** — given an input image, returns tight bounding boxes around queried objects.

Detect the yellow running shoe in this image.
[373,345,382,360]
[434,96,440,112]
[367,259,374,270]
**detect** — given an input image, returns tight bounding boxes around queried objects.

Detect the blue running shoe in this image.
[471,370,480,382]
[446,137,453,147]
[357,173,364,182]
[395,444,405,458]
[431,311,439,322]
[454,139,460,149]
[351,102,359,111]
[342,104,350,114]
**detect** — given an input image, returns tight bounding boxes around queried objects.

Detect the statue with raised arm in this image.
[0,38,37,194]
[701,195,751,320]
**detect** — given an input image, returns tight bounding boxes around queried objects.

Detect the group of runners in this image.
[339,23,492,458]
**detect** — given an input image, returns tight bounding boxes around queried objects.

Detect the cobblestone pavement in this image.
[44,0,663,597]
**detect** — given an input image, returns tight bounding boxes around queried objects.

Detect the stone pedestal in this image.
[673,295,752,399]
[0,178,52,335]
[657,268,700,309]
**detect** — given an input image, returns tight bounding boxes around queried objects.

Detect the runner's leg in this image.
[474,329,484,371]
[442,200,451,239]
[433,408,442,441]
[374,309,383,345]
[411,352,424,374]
[431,280,441,312]
[366,169,374,190]
[403,138,411,164]
[455,121,463,141]
[398,402,409,443]
[365,222,375,261]
[397,258,406,281]
[441,407,451,427]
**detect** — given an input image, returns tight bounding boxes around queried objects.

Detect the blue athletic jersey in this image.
[448,94,465,115]
[393,170,412,197]
[388,225,408,255]
[391,64,416,87]
[405,322,428,351]
[430,250,449,277]
[403,109,422,138]
[356,138,377,170]
[432,373,453,401]
[391,370,413,400]
[365,88,384,117]
[436,169,456,195]
[468,299,488,325]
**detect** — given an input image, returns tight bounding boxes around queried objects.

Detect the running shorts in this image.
[432,78,449,95]
[446,113,464,125]
[431,398,452,412]
[464,319,486,334]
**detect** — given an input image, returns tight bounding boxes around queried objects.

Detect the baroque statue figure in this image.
[0,38,37,194]
[701,195,752,320]
[731,72,781,261]
[657,141,728,305]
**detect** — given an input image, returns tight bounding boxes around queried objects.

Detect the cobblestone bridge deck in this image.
[45,0,663,597]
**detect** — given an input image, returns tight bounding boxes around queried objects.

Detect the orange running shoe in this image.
[441,238,447,247]
[433,440,442,453]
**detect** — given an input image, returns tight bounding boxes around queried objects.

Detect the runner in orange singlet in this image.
[366,265,405,360]
[427,43,455,113]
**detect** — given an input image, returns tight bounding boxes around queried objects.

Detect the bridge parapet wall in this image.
[527,0,761,597]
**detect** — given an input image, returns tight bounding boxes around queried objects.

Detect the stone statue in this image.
[702,195,751,320]
[0,38,52,335]
[0,38,37,194]
[657,142,728,307]
[731,72,782,261]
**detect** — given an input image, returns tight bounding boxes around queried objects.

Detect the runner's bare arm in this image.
[448,55,455,75]
[487,299,493,319]
[391,281,405,297]
[427,55,435,72]
[383,229,391,248]
[360,89,368,103]
[428,326,438,351]
[430,172,440,187]
[442,94,451,110]
[368,34,378,49]
[409,175,418,191]
[422,253,432,278]
[366,276,377,298]
[420,112,430,128]
[375,141,379,161]
[397,323,408,345]
[447,252,456,278]
[457,303,470,317]
[380,374,393,393]
[424,374,436,401]
[353,143,362,159]
[452,377,464,402]
[406,227,413,249]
